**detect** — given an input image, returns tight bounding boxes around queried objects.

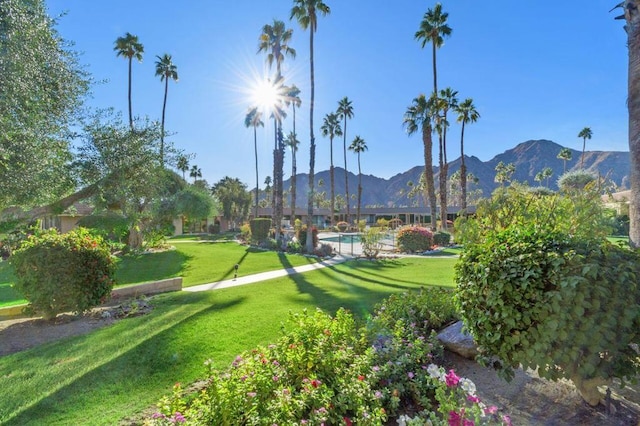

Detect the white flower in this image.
[426,363,441,379]
[459,377,477,395]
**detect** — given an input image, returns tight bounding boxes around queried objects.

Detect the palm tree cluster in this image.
[405,3,480,231]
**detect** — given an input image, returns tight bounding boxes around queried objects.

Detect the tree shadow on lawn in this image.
[344,259,443,286]
[3,292,246,426]
[115,249,190,286]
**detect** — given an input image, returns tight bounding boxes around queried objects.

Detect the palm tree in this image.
[557,147,572,173]
[264,176,272,204]
[245,107,264,218]
[258,19,296,241]
[177,155,189,181]
[404,94,437,229]
[189,164,202,184]
[321,112,342,227]
[114,32,144,129]
[349,135,367,227]
[154,54,178,167]
[285,131,300,225]
[613,1,640,247]
[455,98,480,212]
[291,0,331,252]
[337,96,354,223]
[415,3,451,95]
[578,127,593,168]
[437,87,458,230]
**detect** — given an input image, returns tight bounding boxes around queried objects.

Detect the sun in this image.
[249,76,288,120]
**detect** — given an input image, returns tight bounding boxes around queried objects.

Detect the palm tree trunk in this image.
[160,78,168,167]
[254,127,259,218]
[343,120,350,224]
[330,138,335,227]
[432,42,438,95]
[276,123,285,241]
[290,106,297,226]
[128,57,133,129]
[272,118,279,240]
[460,120,468,212]
[357,153,362,226]
[626,0,640,248]
[440,126,449,230]
[306,30,316,253]
[423,126,437,230]
[581,138,586,168]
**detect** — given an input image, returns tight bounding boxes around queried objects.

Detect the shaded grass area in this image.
[1,242,317,305]
[0,257,456,425]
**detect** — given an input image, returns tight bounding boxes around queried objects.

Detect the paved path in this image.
[184,254,351,292]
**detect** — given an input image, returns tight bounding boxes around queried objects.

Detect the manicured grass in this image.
[168,232,237,242]
[0,242,317,306]
[0,257,457,425]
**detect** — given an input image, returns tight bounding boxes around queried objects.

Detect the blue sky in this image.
[47,1,628,188]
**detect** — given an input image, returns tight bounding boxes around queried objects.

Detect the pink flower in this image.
[344,417,353,425]
[463,420,475,426]
[484,406,498,415]
[502,415,512,425]
[407,371,415,379]
[467,394,480,403]
[448,410,462,426]
[445,369,460,387]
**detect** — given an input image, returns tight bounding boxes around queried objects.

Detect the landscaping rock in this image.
[437,320,478,359]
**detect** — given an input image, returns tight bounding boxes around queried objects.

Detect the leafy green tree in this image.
[291,0,331,252]
[0,0,89,212]
[415,2,452,95]
[337,97,354,223]
[494,161,515,187]
[348,135,367,226]
[173,185,217,228]
[321,112,342,225]
[212,177,251,230]
[578,126,592,168]
[114,32,144,129]
[454,98,480,211]
[403,94,437,229]
[285,131,300,225]
[154,54,179,166]
[557,147,572,172]
[245,107,264,218]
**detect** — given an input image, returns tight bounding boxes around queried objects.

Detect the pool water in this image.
[321,234,363,243]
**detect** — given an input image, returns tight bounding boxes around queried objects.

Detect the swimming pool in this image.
[320,234,363,243]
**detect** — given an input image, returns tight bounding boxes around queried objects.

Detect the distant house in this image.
[41,203,94,233]
[602,190,630,215]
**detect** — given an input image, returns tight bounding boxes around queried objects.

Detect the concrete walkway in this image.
[184,254,351,292]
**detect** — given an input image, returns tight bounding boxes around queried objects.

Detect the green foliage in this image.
[455,183,611,245]
[297,225,318,250]
[212,176,251,228]
[361,227,384,259]
[455,227,640,397]
[557,169,595,192]
[397,226,433,253]
[77,212,129,242]
[10,228,116,320]
[376,218,389,228]
[173,185,216,221]
[249,218,272,243]
[432,231,450,247]
[149,309,387,425]
[239,223,251,242]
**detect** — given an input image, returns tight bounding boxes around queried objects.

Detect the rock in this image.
[437,321,478,360]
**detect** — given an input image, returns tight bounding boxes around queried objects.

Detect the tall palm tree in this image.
[258,19,296,241]
[349,135,367,227]
[176,155,189,181]
[613,1,640,247]
[114,32,144,129]
[437,87,457,229]
[337,96,354,224]
[557,147,572,173]
[291,0,331,253]
[189,164,202,184]
[455,98,479,212]
[415,3,451,95]
[285,131,300,225]
[245,107,264,218]
[154,54,179,167]
[321,112,342,227]
[578,127,593,168]
[404,94,437,229]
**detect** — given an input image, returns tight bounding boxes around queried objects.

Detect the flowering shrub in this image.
[397,226,433,253]
[11,228,115,320]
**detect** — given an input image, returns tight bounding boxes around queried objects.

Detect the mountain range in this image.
[281,139,630,208]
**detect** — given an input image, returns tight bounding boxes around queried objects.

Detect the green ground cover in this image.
[0,257,456,425]
[0,242,317,306]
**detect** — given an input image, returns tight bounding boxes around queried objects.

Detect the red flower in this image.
[343,417,352,425]
[311,379,322,388]
[357,375,365,381]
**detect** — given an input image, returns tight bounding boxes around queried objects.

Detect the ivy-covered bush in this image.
[10,228,116,320]
[432,231,451,247]
[397,226,433,253]
[296,225,318,250]
[249,218,272,243]
[455,227,640,405]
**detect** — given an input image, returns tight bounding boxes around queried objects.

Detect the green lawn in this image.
[0,257,457,425]
[0,242,317,306]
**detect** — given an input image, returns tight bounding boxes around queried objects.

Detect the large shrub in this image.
[397,226,433,253]
[296,225,318,251]
[11,228,116,320]
[455,227,640,405]
[249,218,272,243]
[432,231,451,247]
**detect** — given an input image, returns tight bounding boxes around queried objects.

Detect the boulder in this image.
[437,321,478,359]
